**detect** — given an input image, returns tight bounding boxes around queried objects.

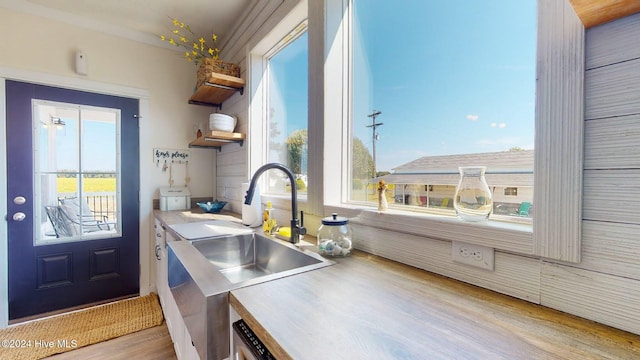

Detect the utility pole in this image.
[366,110,383,178]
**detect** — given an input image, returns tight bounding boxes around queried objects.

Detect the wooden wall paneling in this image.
[216,146,246,169]
[352,224,541,303]
[215,173,246,189]
[215,0,257,212]
[216,174,245,193]
[575,220,640,280]
[216,106,248,212]
[585,58,640,120]
[222,1,291,64]
[533,0,584,263]
[213,87,247,212]
[215,86,245,116]
[585,12,640,70]
[584,114,640,169]
[216,140,246,163]
[583,169,640,224]
[217,179,249,213]
[541,262,640,335]
[217,0,258,208]
[216,162,246,180]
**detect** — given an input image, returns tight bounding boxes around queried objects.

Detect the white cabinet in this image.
[153,219,167,301]
[155,221,200,359]
[182,327,201,360]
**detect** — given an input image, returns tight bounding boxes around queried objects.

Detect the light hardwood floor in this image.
[46,322,176,359]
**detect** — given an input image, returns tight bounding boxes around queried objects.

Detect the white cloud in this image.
[491,122,497,127]
[466,114,479,121]
[499,123,507,128]
[476,136,523,146]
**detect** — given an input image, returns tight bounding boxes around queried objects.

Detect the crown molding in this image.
[0,0,178,52]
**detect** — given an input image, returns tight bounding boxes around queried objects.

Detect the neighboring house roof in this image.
[373,150,534,187]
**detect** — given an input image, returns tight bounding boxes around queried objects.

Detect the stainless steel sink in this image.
[191,232,327,284]
[168,230,332,359]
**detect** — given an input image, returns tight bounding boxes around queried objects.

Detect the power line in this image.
[366,110,383,178]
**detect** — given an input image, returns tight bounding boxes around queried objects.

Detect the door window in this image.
[33,100,121,244]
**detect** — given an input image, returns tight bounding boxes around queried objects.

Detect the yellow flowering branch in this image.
[159,17,220,65]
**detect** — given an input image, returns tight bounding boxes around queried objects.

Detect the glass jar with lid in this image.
[317,213,352,257]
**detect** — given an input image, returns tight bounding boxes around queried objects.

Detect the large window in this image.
[349,0,537,220]
[264,27,309,196]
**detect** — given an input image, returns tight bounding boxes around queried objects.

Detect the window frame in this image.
[312,0,583,262]
[33,100,122,245]
[263,24,309,197]
[247,1,309,209]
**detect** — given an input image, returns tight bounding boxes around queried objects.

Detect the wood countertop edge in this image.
[229,293,293,360]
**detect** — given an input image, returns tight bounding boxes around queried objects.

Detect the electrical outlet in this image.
[452,241,494,271]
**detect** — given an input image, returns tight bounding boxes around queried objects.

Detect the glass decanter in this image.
[453,166,493,222]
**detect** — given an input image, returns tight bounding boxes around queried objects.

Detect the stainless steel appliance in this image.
[232,320,275,360]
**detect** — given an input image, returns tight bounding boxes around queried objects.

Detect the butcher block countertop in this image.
[230,251,640,359]
[154,209,640,359]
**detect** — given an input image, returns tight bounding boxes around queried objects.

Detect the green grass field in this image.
[57,178,116,193]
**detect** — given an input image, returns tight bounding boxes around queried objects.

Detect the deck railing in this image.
[59,192,117,222]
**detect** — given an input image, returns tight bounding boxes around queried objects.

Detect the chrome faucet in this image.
[244,163,306,244]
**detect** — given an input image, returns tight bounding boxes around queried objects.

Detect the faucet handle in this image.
[298,226,307,236]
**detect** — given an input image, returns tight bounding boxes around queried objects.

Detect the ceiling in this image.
[9,0,640,51]
[13,0,252,48]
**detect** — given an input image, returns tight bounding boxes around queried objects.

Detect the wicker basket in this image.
[196,58,240,88]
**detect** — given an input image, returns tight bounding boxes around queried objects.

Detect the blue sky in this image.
[352,0,537,171]
[269,32,309,141]
[43,117,117,173]
[272,0,536,173]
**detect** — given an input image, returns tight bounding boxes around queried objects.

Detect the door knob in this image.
[13,212,26,221]
[13,196,26,205]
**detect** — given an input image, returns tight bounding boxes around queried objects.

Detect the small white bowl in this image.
[209,113,237,132]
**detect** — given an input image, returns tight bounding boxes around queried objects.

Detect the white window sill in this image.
[325,203,534,256]
[259,193,533,255]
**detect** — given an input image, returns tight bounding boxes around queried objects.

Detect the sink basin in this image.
[191,232,327,284]
[168,230,333,359]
